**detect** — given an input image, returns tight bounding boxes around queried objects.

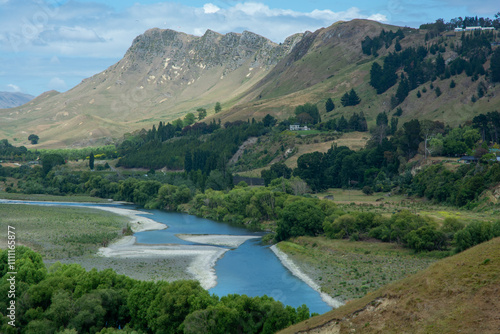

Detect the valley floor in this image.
[275,236,437,303]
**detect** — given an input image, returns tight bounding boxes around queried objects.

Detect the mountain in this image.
[1,19,499,148]
[0,28,301,148]
[0,91,34,108]
[279,237,500,334]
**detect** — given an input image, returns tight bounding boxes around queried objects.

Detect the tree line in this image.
[0,247,312,334]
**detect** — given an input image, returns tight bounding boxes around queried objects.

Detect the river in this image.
[1,200,335,314]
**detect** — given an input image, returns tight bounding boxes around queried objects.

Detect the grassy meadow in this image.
[278,236,437,302]
[0,204,128,259]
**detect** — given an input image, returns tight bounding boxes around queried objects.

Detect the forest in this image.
[0,247,312,334]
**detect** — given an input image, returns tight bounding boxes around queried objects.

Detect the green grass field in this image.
[278,236,437,301]
[0,191,114,203]
[0,204,129,259]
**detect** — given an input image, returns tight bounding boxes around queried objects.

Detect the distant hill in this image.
[279,237,500,334]
[0,19,499,148]
[0,91,34,108]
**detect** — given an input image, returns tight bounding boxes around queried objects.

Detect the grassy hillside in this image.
[279,237,500,334]
[1,20,499,148]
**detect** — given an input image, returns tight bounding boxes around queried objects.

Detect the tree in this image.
[348,89,361,106]
[42,154,64,175]
[340,92,350,107]
[89,152,95,170]
[184,113,196,126]
[28,134,39,145]
[295,103,321,124]
[340,89,361,107]
[262,114,277,127]
[490,47,500,82]
[276,200,325,241]
[362,186,374,195]
[214,102,222,113]
[197,108,207,120]
[325,98,335,112]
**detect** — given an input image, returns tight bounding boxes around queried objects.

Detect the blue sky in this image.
[0,0,498,97]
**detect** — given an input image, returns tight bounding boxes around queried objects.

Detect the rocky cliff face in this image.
[0,27,302,147]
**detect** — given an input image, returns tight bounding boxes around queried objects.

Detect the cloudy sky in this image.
[0,0,498,97]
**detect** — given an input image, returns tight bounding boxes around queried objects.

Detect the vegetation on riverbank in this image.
[0,204,128,259]
[277,237,437,302]
[0,247,313,334]
[279,237,500,334]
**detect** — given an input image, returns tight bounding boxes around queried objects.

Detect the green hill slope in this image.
[279,237,500,334]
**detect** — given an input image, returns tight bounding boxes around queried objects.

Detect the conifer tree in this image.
[325,98,335,112]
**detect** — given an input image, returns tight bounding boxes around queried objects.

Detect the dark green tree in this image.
[294,103,321,124]
[89,152,95,170]
[42,154,65,175]
[491,47,500,82]
[276,200,325,241]
[262,114,277,127]
[28,134,39,145]
[214,102,222,113]
[348,89,361,106]
[197,108,207,120]
[325,98,335,112]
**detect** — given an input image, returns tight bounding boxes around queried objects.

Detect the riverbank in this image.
[275,236,438,302]
[97,235,229,289]
[271,245,343,309]
[176,234,261,247]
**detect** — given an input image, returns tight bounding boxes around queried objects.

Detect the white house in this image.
[289,124,310,131]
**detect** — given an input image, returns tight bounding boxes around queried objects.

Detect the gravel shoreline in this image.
[271,245,344,309]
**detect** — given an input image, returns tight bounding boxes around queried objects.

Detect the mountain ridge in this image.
[0,91,34,109]
[1,19,499,148]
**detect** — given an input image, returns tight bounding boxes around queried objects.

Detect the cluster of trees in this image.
[294,103,321,125]
[340,89,361,107]
[316,112,368,132]
[0,139,36,161]
[472,111,500,143]
[118,121,269,184]
[323,210,500,253]
[420,15,500,33]
[411,163,500,207]
[293,142,399,192]
[361,29,405,56]
[368,30,497,108]
[0,247,312,334]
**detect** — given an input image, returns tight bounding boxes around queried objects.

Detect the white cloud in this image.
[203,3,220,14]
[48,77,67,92]
[7,84,20,92]
[0,1,391,95]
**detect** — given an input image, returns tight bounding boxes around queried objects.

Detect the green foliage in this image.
[42,153,65,175]
[262,114,277,127]
[362,185,374,195]
[28,134,39,145]
[197,108,207,121]
[454,221,500,253]
[89,152,95,170]
[183,113,196,127]
[491,47,500,82]
[341,89,361,107]
[276,199,326,241]
[214,102,221,113]
[294,103,321,124]
[0,249,310,334]
[261,162,292,186]
[325,98,335,112]
[361,29,405,56]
